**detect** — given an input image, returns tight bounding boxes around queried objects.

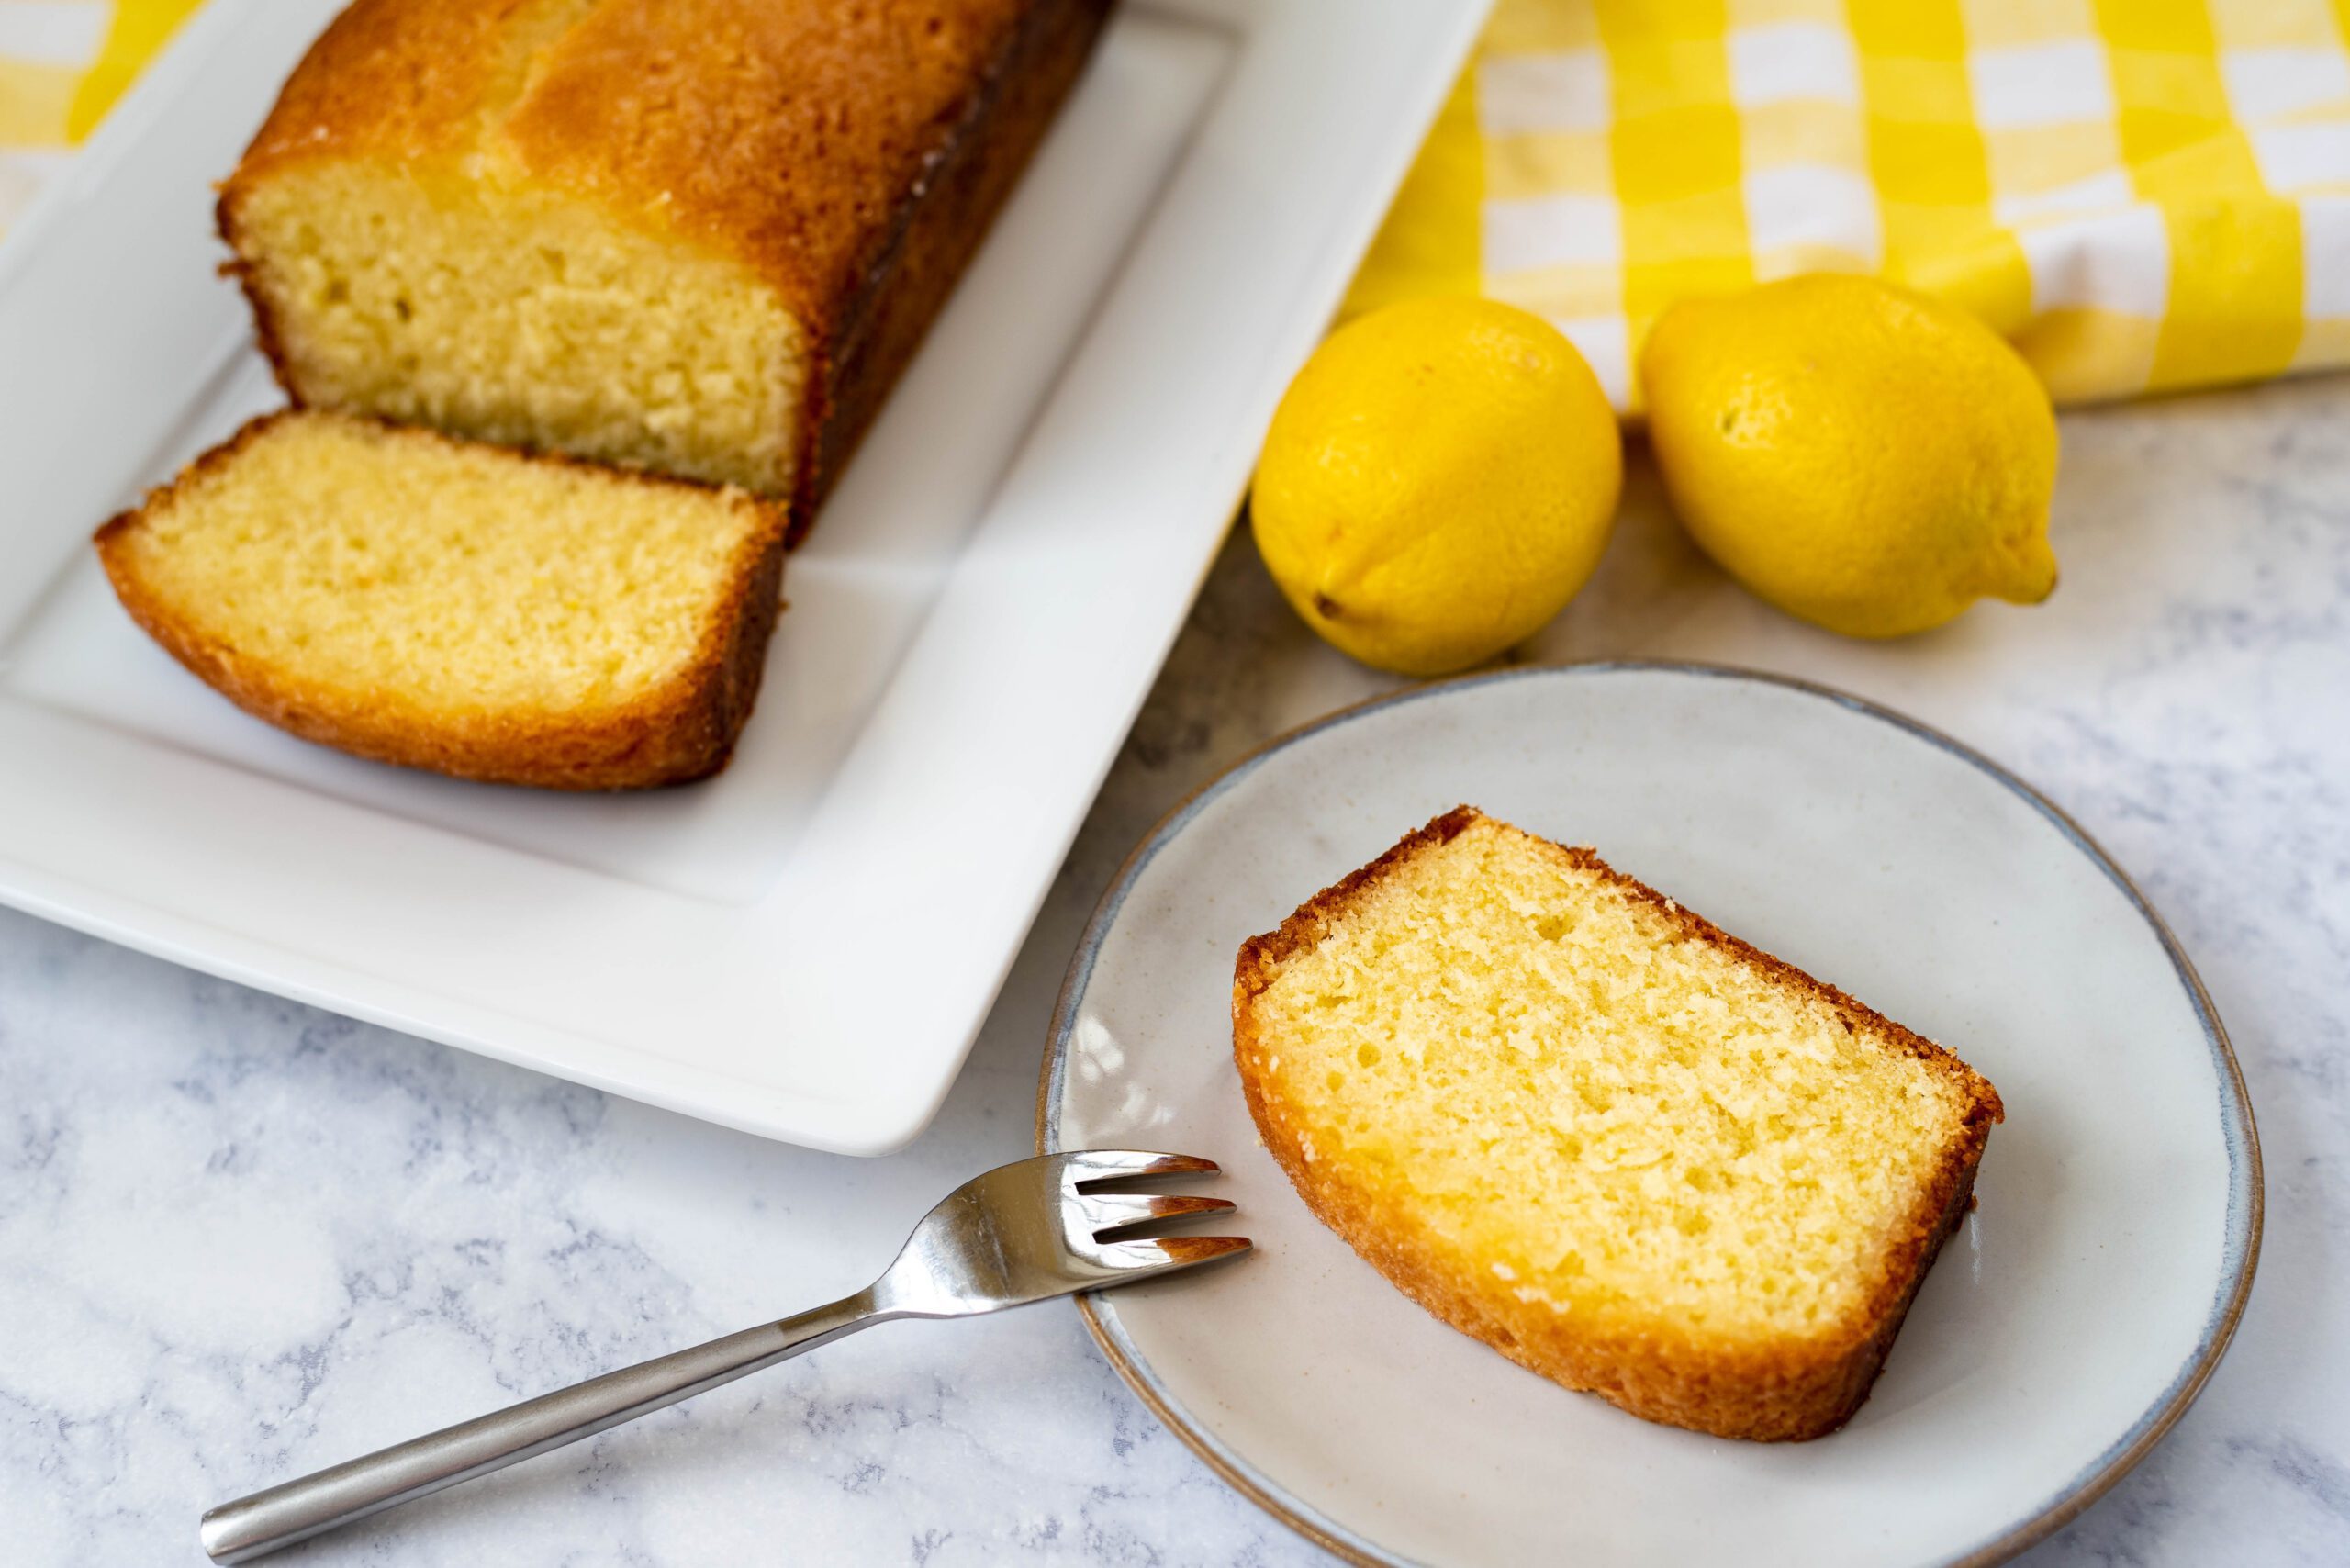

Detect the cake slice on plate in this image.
[1233,806,2002,1440]
[95,410,787,790]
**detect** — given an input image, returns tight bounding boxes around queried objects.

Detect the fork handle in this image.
[198,1291,880,1564]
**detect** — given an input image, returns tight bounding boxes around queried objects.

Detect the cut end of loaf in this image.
[213,0,1115,536]
[1234,807,2002,1439]
[95,410,788,790]
[223,165,804,498]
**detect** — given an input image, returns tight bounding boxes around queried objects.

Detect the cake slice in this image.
[1233,807,2003,1441]
[95,411,787,790]
[216,0,1109,537]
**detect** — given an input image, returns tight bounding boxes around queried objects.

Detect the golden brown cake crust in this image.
[1234,806,2005,1442]
[93,412,789,792]
[217,0,1111,537]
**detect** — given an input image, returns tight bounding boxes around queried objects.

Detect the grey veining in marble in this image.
[5,375,2348,1565]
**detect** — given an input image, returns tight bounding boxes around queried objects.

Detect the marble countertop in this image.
[5,375,2346,1565]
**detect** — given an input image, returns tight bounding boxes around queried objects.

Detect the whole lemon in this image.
[1640,274,2059,639]
[1251,297,1622,677]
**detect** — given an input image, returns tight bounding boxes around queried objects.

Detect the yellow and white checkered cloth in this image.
[0,1,196,228]
[9,1,2350,412]
[1348,0,2350,411]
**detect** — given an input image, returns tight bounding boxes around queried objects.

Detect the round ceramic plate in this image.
[1037,663,2259,1568]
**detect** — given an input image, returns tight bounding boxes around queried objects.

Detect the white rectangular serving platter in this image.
[0,0,1482,1153]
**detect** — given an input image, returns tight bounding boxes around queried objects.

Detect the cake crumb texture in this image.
[1233,807,2003,1440]
[95,410,787,790]
[218,0,1110,529]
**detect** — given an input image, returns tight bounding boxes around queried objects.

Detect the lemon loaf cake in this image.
[95,411,788,790]
[218,0,1109,537]
[1234,807,2003,1441]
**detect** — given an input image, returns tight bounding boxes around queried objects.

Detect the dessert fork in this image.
[199,1150,1245,1563]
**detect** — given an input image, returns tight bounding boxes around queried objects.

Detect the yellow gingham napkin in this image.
[11,1,2350,414]
[0,0,197,230]
[1348,0,2350,412]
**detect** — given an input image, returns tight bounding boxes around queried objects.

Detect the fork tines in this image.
[1058,1149,1249,1270]
[1063,1149,1222,1190]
